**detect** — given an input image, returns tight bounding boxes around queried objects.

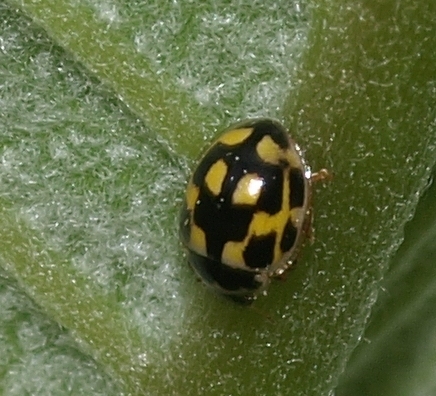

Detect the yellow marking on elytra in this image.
[221,241,246,269]
[232,174,264,206]
[186,180,199,210]
[256,135,283,165]
[218,128,253,146]
[189,224,207,257]
[250,211,287,237]
[205,159,227,196]
[256,136,304,171]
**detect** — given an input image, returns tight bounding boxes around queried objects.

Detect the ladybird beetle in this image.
[179,119,329,304]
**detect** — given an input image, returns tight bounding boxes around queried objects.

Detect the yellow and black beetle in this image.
[179,119,329,304]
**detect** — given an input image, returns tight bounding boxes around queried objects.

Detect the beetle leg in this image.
[311,168,332,183]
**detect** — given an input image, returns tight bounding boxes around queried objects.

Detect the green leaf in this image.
[337,171,436,395]
[1,1,436,395]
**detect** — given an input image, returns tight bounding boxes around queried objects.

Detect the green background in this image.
[0,1,435,395]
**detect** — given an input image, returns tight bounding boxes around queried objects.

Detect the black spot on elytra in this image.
[280,220,298,253]
[289,168,305,209]
[256,169,283,215]
[243,233,276,269]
